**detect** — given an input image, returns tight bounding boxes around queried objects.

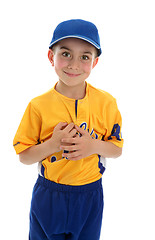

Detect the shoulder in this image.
[88,83,116,104]
[30,88,55,107]
[25,88,56,117]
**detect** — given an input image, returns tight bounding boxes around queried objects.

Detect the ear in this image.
[92,57,99,69]
[48,49,54,66]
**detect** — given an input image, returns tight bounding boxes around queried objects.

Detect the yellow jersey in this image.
[13,82,123,185]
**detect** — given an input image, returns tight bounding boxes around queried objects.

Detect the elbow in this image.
[114,147,122,158]
[19,150,31,165]
[18,147,39,165]
[19,153,27,164]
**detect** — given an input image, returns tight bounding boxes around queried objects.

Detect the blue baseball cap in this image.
[49,19,102,56]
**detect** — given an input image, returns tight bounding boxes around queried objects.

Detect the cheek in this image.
[83,63,93,73]
[54,56,67,69]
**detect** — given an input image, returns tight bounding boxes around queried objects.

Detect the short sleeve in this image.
[103,99,123,148]
[13,101,41,154]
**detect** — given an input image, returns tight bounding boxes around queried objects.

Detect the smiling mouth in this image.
[63,71,81,77]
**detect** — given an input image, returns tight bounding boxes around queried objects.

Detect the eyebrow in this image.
[60,46,71,51]
[60,46,93,55]
[83,51,92,55]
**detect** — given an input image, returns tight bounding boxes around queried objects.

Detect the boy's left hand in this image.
[60,125,95,161]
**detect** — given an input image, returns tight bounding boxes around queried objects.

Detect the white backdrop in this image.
[1,0,155,239]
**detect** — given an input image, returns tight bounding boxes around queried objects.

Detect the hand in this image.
[50,122,77,152]
[60,125,95,160]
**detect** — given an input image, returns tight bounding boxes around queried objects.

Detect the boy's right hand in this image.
[50,122,77,152]
[18,122,77,165]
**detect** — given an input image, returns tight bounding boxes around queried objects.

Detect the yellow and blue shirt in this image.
[13,82,123,185]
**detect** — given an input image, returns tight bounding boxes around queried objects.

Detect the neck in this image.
[55,81,86,100]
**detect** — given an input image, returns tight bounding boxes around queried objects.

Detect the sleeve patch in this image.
[108,123,122,141]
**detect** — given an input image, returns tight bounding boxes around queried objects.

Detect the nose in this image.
[68,57,80,70]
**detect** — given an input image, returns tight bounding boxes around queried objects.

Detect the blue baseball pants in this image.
[29,175,104,240]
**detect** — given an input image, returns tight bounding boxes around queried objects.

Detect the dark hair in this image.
[49,41,99,58]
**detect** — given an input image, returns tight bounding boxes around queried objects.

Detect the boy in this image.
[13,19,123,240]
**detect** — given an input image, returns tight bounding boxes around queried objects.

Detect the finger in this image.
[55,122,68,130]
[60,144,77,152]
[64,122,75,133]
[61,137,78,144]
[74,125,86,135]
[68,128,77,138]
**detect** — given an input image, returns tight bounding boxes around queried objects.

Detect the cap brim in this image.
[49,35,101,56]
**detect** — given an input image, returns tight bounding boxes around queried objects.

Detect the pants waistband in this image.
[37,175,102,193]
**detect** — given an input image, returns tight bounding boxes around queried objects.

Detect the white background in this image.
[1,0,155,239]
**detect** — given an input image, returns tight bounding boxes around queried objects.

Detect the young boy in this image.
[13,19,123,240]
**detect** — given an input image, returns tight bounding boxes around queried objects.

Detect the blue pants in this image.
[29,175,104,240]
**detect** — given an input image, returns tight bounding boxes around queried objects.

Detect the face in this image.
[48,38,98,89]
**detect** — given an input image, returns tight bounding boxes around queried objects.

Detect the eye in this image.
[62,52,71,58]
[81,55,89,60]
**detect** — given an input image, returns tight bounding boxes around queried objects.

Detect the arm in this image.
[60,125,122,161]
[19,122,77,165]
[92,139,122,158]
[19,138,56,165]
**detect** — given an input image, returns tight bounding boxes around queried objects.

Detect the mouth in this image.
[63,71,81,77]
